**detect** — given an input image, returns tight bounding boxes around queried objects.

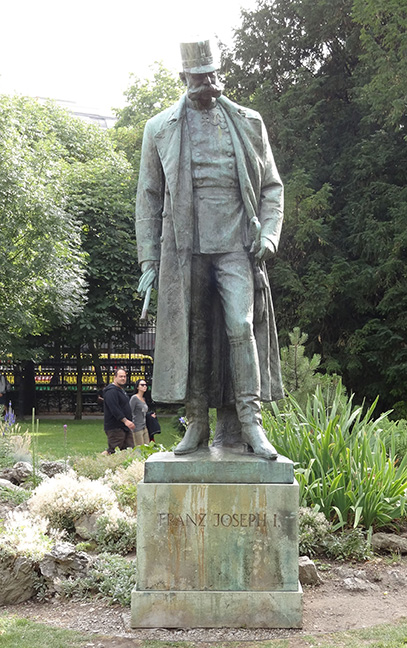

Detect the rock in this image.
[74,512,101,540]
[343,576,379,592]
[39,541,93,593]
[299,556,322,585]
[0,477,22,491]
[0,554,38,605]
[0,468,17,483]
[39,460,66,478]
[0,462,32,485]
[372,533,407,554]
[386,569,407,589]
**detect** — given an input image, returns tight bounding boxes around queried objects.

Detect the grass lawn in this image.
[0,616,87,648]
[21,414,180,459]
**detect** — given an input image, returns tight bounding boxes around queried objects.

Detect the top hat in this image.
[180,40,216,74]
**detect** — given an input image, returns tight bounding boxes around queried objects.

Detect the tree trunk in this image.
[23,360,36,416]
[75,347,83,420]
[89,340,103,385]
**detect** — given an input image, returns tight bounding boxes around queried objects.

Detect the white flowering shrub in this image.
[28,470,118,533]
[0,510,63,560]
[103,461,144,488]
[102,461,144,511]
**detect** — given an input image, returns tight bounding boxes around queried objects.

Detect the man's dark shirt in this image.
[103,383,132,432]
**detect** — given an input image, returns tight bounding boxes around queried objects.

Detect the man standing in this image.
[137,41,284,459]
[103,368,135,454]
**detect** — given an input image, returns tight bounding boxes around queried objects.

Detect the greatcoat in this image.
[136,93,284,405]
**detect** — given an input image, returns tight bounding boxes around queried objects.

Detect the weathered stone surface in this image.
[144,448,294,484]
[343,576,380,592]
[131,588,303,628]
[372,533,407,554]
[133,474,302,628]
[0,461,32,485]
[74,512,101,539]
[39,460,66,478]
[0,555,37,605]
[299,556,322,585]
[386,569,407,588]
[0,477,22,491]
[39,541,92,592]
[136,481,299,592]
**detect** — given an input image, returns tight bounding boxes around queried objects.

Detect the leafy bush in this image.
[28,470,118,533]
[60,552,137,606]
[263,382,407,531]
[379,417,407,459]
[0,418,31,468]
[0,438,13,469]
[298,507,372,560]
[101,460,144,511]
[0,484,31,507]
[72,448,143,480]
[323,528,372,562]
[112,483,138,510]
[91,512,137,554]
[299,507,331,556]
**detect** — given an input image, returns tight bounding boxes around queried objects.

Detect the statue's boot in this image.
[174,402,210,455]
[212,405,242,448]
[241,423,278,459]
[230,336,278,461]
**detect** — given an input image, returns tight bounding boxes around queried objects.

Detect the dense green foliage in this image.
[0,97,87,354]
[0,94,141,385]
[113,62,184,173]
[222,0,407,414]
[279,327,344,408]
[60,552,137,606]
[263,383,407,530]
[59,138,140,351]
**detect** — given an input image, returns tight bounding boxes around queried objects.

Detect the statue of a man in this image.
[136,40,284,459]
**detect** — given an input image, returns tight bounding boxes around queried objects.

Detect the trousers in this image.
[188,251,262,427]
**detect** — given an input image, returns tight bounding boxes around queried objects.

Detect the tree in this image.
[280,327,344,409]
[0,96,87,355]
[112,62,184,173]
[352,0,407,131]
[221,0,407,413]
[44,124,139,418]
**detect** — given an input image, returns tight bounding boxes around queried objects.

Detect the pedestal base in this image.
[131,586,303,628]
[131,448,303,629]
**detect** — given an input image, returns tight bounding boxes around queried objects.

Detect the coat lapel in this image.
[154,96,193,263]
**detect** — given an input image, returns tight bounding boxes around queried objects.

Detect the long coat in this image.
[136,94,284,405]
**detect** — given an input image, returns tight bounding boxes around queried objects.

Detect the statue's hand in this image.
[254,237,276,262]
[137,261,159,296]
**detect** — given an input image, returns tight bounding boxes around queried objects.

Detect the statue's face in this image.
[184,71,223,104]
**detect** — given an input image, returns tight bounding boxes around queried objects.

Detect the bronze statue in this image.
[136,40,284,459]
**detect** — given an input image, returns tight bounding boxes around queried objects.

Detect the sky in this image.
[0,0,258,116]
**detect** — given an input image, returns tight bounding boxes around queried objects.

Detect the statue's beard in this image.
[187,83,223,102]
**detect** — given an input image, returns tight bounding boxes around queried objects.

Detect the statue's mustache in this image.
[188,83,223,99]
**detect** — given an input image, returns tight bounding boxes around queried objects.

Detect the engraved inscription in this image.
[213,513,266,527]
[159,512,269,528]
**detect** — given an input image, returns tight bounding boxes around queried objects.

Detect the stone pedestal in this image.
[131,448,303,628]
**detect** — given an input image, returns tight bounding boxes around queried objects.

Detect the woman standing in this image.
[130,379,151,446]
